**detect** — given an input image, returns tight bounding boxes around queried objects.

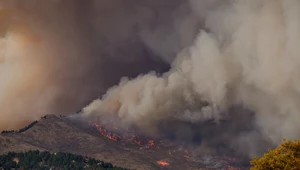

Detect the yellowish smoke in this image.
[0,0,191,131]
[0,30,49,130]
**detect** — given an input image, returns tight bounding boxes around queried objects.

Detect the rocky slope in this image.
[0,115,218,170]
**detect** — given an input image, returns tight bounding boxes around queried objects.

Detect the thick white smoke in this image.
[1,0,300,157]
[83,0,300,155]
[0,0,194,130]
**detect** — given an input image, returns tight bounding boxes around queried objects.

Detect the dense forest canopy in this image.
[0,150,128,170]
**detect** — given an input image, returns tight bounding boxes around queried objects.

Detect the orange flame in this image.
[184,155,190,160]
[157,161,169,166]
[90,121,163,149]
[146,140,155,148]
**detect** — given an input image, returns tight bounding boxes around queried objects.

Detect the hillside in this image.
[0,115,248,170]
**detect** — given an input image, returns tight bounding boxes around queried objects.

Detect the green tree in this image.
[0,150,128,170]
[251,139,300,170]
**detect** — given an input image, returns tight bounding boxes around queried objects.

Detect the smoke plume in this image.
[1,0,300,157]
[82,0,300,157]
[0,0,194,130]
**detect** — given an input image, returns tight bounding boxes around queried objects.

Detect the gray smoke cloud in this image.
[81,0,300,157]
[2,0,300,158]
[0,0,195,130]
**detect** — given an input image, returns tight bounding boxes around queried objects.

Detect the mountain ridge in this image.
[0,114,213,170]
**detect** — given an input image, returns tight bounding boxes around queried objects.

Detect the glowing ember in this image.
[90,121,163,149]
[90,121,249,169]
[184,155,190,160]
[156,160,169,166]
[145,140,155,148]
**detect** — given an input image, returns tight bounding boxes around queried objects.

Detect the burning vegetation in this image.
[90,121,163,149]
[156,160,170,166]
[88,120,250,169]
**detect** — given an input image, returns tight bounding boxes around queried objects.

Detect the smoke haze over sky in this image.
[0,0,190,129]
[1,0,300,157]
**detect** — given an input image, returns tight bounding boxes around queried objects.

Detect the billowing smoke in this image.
[0,0,195,130]
[81,0,300,157]
[2,0,300,158]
